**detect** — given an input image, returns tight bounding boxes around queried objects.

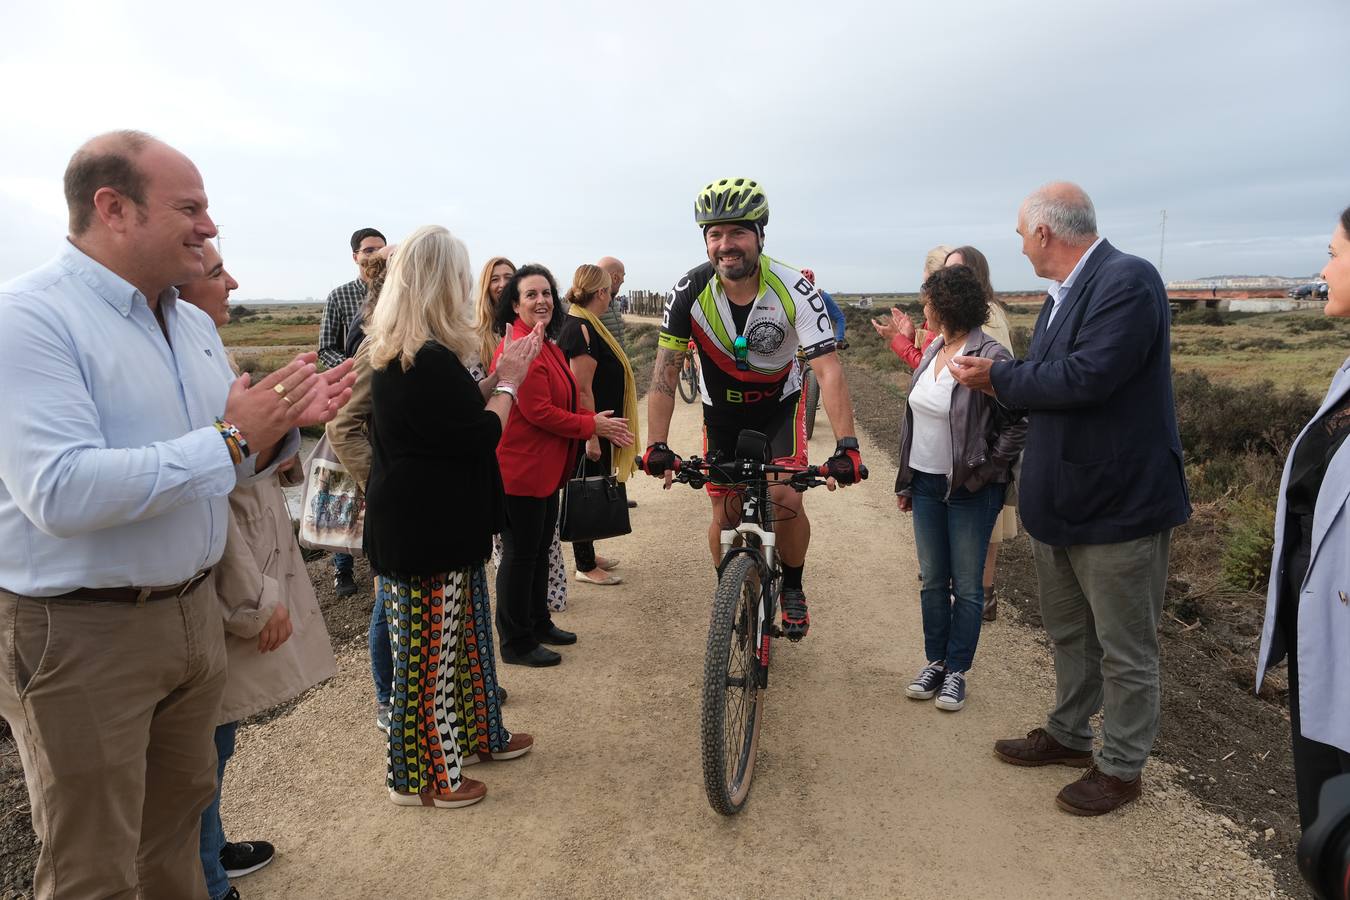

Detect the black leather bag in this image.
[559,455,631,543]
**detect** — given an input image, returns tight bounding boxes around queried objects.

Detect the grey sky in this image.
[2,0,1346,296]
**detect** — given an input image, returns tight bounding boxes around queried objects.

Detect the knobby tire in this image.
[700,553,766,816]
[679,354,699,403]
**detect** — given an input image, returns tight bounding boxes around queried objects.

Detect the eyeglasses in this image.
[733,335,749,371]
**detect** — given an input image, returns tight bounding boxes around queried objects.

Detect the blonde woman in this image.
[558,264,641,585]
[872,244,953,369]
[476,256,573,614]
[364,225,543,808]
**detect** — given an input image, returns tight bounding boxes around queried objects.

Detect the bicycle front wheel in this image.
[700,553,767,815]
[679,355,698,403]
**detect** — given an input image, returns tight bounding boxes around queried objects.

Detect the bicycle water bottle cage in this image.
[733,335,749,371]
[734,429,770,463]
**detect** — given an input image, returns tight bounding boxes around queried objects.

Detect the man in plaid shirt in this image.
[317,227,385,369]
[318,227,384,598]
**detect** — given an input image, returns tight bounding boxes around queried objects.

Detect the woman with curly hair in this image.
[943,245,1018,621]
[895,265,1026,713]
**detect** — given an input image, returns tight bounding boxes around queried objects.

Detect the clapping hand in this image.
[871,307,914,343]
[225,352,354,453]
[496,323,545,385]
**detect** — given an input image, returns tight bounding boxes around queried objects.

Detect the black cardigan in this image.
[363,342,506,576]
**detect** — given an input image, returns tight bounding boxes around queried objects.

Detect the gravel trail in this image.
[221,398,1282,899]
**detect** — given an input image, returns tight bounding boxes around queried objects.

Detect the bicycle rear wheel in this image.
[679,354,699,403]
[700,553,767,815]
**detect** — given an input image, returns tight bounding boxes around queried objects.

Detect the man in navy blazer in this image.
[950,182,1191,816]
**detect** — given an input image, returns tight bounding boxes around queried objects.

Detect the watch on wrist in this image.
[837,437,859,452]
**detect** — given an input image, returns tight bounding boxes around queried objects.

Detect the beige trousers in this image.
[0,581,226,899]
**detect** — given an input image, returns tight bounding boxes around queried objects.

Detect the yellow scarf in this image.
[566,302,640,482]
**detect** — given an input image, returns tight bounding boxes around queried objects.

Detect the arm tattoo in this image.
[652,348,680,398]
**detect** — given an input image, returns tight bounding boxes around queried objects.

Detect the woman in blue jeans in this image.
[894,265,1027,711]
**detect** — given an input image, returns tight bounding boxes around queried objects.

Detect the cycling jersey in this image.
[658,254,836,427]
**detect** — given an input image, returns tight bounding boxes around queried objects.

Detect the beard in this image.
[714,250,758,282]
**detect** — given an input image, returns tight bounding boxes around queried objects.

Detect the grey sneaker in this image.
[376,702,391,734]
[905,662,946,700]
[936,670,967,711]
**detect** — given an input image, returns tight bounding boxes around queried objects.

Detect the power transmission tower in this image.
[1158,210,1167,282]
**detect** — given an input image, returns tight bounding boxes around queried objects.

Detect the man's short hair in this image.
[63,130,153,235]
[350,228,386,253]
[1022,185,1098,245]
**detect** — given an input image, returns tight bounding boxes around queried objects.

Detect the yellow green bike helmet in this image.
[695,178,769,228]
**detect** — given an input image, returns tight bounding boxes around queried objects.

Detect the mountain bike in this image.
[642,430,866,815]
[678,344,699,404]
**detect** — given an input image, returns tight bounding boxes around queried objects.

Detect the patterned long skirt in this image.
[454,565,511,757]
[378,570,470,797]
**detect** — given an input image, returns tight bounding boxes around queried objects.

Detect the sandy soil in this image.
[221,399,1283,900]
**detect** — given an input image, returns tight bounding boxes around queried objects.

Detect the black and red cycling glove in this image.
[823,437,866,485]
[641,442,680,476]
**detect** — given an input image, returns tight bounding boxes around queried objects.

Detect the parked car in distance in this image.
[1289,282,1329,299]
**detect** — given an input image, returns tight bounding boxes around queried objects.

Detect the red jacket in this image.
[492,319,596,497]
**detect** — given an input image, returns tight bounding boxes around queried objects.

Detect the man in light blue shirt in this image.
[0,130,353,899]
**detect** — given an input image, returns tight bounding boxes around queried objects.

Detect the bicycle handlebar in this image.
[637,455,868,489]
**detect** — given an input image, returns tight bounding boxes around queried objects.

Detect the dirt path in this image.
[222,400,1282,899]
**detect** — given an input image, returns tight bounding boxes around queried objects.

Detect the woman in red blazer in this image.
[491,264,633,667]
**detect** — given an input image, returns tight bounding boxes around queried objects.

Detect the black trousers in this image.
[570,439,613,572]
[496,492,559,656]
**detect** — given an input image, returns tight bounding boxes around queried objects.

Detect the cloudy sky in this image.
[2,0,1346,297]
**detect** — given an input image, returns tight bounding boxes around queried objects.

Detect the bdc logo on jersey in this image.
[745,321,786,355]
[725,387,779,404]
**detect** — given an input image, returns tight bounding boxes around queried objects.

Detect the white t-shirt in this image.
[907,353,956,476]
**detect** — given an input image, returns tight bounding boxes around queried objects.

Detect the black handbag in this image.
[559,454,631,543]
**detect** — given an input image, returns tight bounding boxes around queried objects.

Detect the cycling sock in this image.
[782,564,804,592]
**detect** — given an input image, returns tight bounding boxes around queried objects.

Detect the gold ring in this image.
[273,383,286,396]
[281,395,293,405]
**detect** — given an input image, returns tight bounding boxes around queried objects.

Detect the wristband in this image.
[492,383,518,401]
[214,417,251,464]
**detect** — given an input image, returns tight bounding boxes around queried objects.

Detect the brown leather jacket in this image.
[895,327,1028,498]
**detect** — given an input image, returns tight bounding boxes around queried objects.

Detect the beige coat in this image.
[213,448,338,724]
[325,339,374,490]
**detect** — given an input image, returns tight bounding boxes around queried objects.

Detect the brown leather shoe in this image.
[1055,765,1141,816]
[993,728,1093,768]
[462,732,534,766]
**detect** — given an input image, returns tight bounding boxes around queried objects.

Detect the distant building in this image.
[1166,275,1316,290]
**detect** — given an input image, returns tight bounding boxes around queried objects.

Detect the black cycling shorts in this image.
[701,391,808,496]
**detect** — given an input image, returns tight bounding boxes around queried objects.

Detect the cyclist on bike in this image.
[801,268,847,348]
[643,178,865,641]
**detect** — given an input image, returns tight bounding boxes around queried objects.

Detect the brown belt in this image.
[51,569,213,605]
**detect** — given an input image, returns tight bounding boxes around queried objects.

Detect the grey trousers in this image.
[1031,529,1171,780]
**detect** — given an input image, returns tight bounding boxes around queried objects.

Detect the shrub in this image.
[1221,494,1276,592]
[1173,370,1319,459]
[229,305,257,321]
[1175,308,1228,326]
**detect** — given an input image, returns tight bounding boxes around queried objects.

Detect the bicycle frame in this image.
[715,476,779,684]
